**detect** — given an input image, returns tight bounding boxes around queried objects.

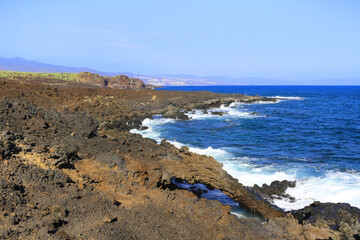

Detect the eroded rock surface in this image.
[250,180,297,202]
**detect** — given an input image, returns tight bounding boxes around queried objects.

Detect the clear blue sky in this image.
[1,0,360,83]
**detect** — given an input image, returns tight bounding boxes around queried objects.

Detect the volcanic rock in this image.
[291,202,360,239]
[250,180,296,201]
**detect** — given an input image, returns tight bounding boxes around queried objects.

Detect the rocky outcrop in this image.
[108,75,146,89]
[76,72,146,89]
[161,108,189,120]
[291,202,360,239]
[250,180,297,202]
[75,72,108,86]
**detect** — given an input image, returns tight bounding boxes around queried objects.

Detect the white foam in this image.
[270,96,304,100]
[217,104,258,117]
[130,117,175,143]
[131,118,234,161]
[131,116,234,161]
[165,139,232,160]
[222,159,296,186]
[184,101,264,119]
[274,171,360,210]
[230,211,248,218]
[222,157,360,210]
[185,109,219,120]
[189,146,232,159]
[247,100,279,104]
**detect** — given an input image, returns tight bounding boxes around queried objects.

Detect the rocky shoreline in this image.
[0,79,359,239]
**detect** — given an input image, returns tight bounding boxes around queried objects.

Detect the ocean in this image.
[131,86,360,211]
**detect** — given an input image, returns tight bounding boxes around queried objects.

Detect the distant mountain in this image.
[0,57,92,73]
[0,57,133,77]
[0,57,309,85]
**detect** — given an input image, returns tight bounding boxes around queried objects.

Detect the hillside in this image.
[0,71,150,89]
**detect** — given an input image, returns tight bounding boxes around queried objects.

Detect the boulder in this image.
[291,202,360,239]
[250,180,296,201]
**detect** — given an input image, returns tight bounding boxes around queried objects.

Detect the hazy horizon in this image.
[1,1,360,84]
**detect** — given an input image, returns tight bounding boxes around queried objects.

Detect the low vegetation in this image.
[0,70,80,82]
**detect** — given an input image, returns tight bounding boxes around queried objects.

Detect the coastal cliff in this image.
[0,76,358,239]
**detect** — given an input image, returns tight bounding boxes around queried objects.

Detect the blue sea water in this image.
[132,86,360,210]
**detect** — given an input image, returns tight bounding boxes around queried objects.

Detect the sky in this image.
[1,0,360,83]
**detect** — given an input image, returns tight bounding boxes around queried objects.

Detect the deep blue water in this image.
[133,86,360,210]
